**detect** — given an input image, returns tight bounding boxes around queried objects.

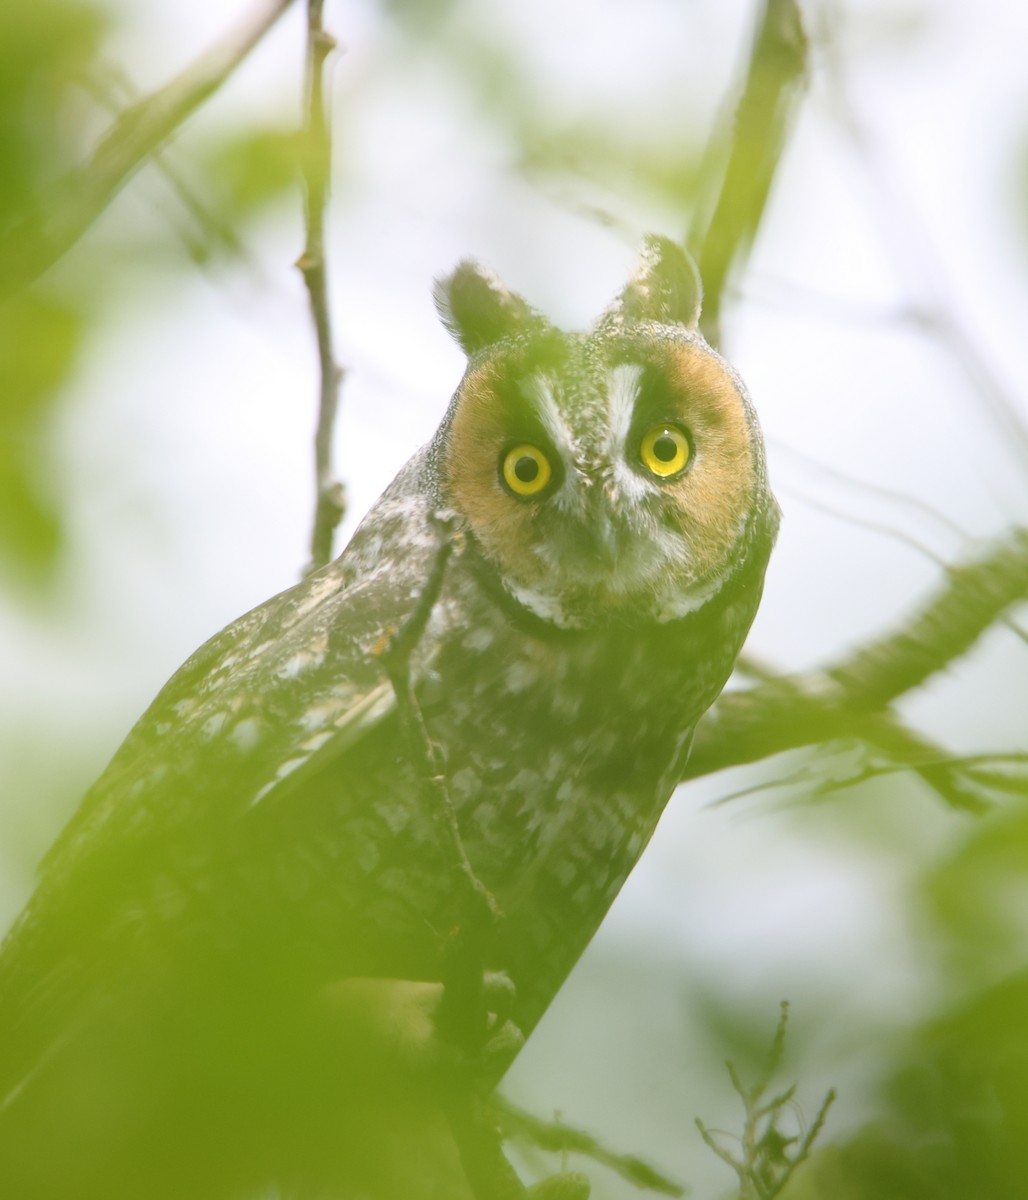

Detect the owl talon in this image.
[482,1017,525,1077]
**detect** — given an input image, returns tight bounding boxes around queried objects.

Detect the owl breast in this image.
[420,544,762,1032]
[262,497,767,1040]
[264,233,780,1034]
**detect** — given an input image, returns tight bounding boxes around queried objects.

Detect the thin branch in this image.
[0,0,297,295]
[810,752,1027,801]
[298,0,347,574]
[780,485,1028,652]
[852,712,993,814]
[79,61,246,263]
[780,484,951,567]
[690,0,809,347]
[825,529,1028,704]
[820,20,1028,478]
[686,527,1028,782]
[710,734,1011,815]
[770,437,972,544]
[493,1096,686,1197]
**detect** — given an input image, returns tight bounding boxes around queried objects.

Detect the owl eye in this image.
[639,424,691,479]
[501,444,553,497]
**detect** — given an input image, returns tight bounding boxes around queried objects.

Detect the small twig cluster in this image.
[696,1003,835,1200]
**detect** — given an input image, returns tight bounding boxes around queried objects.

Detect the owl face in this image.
[435,237,767,628]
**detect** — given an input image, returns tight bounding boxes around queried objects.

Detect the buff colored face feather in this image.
[443,297,761,627]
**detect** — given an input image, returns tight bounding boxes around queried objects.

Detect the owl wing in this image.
[38,480,450,885]
[0,475,455,1085]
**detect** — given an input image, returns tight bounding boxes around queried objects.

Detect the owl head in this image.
[432,236,776,629]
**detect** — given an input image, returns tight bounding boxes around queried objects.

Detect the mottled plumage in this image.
[0,236,778,1199]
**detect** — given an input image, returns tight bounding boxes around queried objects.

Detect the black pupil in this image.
[653,434,679,463]
[514,455,540,483]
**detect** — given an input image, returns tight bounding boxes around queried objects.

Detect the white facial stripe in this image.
[605,363,644,458]
[519,373,574,459]
[609,459,651,504]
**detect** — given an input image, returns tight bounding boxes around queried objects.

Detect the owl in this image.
[0,236,778,1199]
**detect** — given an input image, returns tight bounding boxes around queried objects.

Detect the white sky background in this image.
[2,0,1028,1193]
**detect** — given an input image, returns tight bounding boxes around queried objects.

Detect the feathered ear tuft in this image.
[434,260,538,357]
[601,235,703,331]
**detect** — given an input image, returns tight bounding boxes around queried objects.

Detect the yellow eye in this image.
[639,424,690,479]
[501,444,552,497]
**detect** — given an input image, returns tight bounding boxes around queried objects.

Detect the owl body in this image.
[0,237,777,1198]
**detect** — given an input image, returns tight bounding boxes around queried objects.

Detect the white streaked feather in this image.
[519,373,574,458]
[604,362,643,457]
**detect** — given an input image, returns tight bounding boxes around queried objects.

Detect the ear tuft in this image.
[602,235,703,331]
[434,260,537,356]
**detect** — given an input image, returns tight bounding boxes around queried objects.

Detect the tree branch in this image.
[298,0,347,574]
[687,527,1028,782]
[690,0,809,347]
[79,61,246,264]
[0,0,296,295]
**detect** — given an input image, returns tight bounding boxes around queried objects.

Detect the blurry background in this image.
[1,0,1027,1195]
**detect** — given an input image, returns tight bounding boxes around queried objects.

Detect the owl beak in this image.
[585,513,622,570]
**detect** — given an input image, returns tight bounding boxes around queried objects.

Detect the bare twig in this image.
[686,527,1028,783]
[298,0,347,574]
[781,484,954,567]
[820,16,1028,477]
[0,0,297,295]
[770,438,972,545]
[811,751,1027,801]
[780,483,1028,654]
[709,736,1022,814]
[853,712,993,814]
[80,61,245,263]
[493,1095,686,1197]
[690,0,809,347]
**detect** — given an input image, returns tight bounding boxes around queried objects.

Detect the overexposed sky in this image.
[2,1,1027,1190]
[15,0,1018,734]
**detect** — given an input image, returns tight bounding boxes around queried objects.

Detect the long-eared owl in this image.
[0,236,778,1198]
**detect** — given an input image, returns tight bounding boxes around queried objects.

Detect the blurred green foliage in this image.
[782,788,1028,1200]
[0,0,107,225]
[0,292,81,577]
[0,1,1025,1197]
[203,128,301,223]
[0,0,105,582]
[0,1,302,584]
